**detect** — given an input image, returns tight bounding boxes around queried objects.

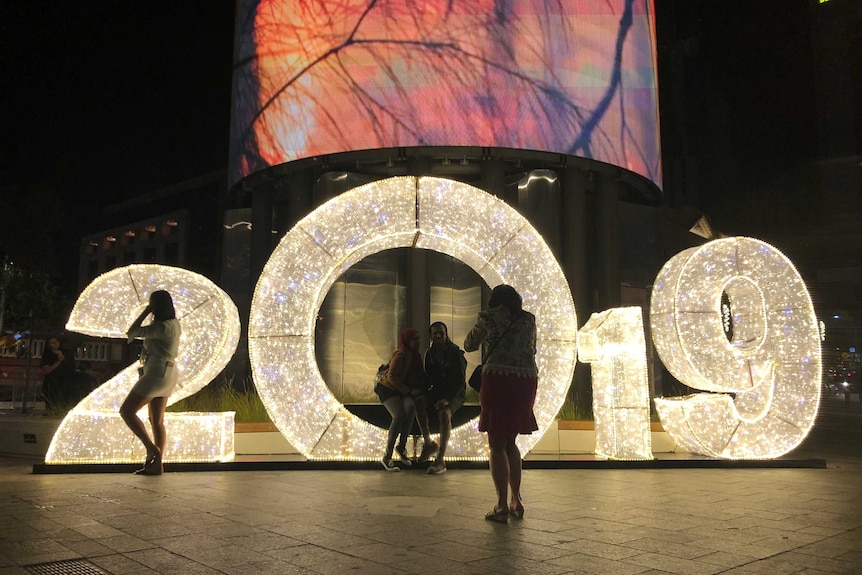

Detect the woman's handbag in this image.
[373,363,398,402]
[468,316,519,392]
[468,365,483,392]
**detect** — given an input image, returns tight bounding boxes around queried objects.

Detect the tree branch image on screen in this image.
[229,0,661,187]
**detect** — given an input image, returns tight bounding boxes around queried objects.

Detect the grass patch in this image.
[167,376,271,422]
[556,393,594,421]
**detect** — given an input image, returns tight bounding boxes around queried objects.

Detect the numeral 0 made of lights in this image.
[49,177,820,463]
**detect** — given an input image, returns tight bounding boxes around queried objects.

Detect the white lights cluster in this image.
[578,307,652,460]
[650,237,821,459]
[45,265,241,464]
[249,176,577,460]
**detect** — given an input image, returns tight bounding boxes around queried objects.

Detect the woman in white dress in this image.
[119,290,181,475]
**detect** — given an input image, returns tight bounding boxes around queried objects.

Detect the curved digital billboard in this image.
[230,0,661,188]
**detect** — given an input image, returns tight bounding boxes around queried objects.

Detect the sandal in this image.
[134,453,163,476]
[484,506,509,523]
[510,497,524,519]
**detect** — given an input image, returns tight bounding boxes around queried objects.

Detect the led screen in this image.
[230,0,661,187]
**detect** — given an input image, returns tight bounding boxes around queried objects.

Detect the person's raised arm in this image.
[126,305,152,342]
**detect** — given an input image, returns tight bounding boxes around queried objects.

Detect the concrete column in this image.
[286,169,314,230]
[560,167,592,412]
[560,167,589,325]
[595,173,621,310]
[480,157,506,201]
[517,169,561,260]
[250,179,274,284]
[408,249,430,349]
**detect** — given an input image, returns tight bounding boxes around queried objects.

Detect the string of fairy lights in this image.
[45,265,240,464]
[249,176,578,460]
[46,184,820,464]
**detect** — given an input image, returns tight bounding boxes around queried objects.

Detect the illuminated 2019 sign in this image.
[49,178,820,464]
[230,0,661,187]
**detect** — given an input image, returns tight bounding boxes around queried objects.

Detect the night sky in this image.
[2,3,235,209]
[2,1,820,302]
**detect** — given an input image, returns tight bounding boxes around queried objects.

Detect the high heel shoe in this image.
[484,506,509,523]
[134,453,163,475]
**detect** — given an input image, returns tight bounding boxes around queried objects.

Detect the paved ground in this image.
[1,394,860,575]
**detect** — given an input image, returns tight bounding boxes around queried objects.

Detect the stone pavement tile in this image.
[565,516,636,532]
[266,543,406,574]
[0,539,79,566]
[554,538,644,560]
[682,527,773,549]
[501,538,574,562]
[621,512,709,533]
[504,527,581,547]
[430,528,510,553]
[89,553,159,575]
[340,541,429,565]
[546,551,650,575]
[210,509,296,527]
[619,537,717,560]
[120,520,197,541]
[0,526,51,543]
[718,552,857,575]
[795,534,862,558]
[190,520,265,538]
[98,511,163,530]
[367,527,449,549]
[97,533,157,553]
[219,559,319,575]
[0,552,14,568]
[148,532,225,554]
[163,511,234,529]
[222,531,307,552]
[68,522,126,539]
[694,551,760,569]
[172,542,267,570]
[414,539,504,563]
[621,552,724,575]
[797,525,849,538]
[834,549,862,565]
[318,517,397,537]
[0,517,25,531]
[389,553,490,575]
[769,551,860,574]
[290,524,382,550]
[618,526,704,544]
[467,553,574,575]
[54,537,117,558]
[124,547,217,573]
[562,525,644,545]
[735,533,829,559]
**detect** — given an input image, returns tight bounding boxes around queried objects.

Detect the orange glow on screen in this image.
[231,0,660,186]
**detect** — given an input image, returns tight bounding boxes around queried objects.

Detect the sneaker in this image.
[427,461,447,475]
[395,446,413,467]
[380,457,400,472]
[418,441,439,464]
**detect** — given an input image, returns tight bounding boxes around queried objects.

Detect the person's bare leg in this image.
[435,408,452,462]
[148,397,168,455]
[505,437,524,516]
[413,395,432,444]
[120,392,158,459]
[487,433,510,513]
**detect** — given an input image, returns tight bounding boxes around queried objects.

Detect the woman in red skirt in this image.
[465,285,537,522]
